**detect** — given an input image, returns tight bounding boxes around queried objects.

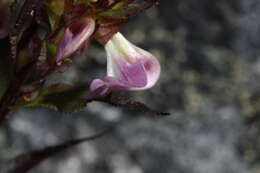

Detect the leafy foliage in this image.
[16,84,169,115]
[17,84,89,112]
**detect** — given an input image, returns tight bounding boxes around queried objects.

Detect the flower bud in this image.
[56,16,95,64]
[87,32,161,99]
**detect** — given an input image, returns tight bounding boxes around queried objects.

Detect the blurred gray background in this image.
[2,0,260,172]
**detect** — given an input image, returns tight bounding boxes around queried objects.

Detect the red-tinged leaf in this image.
[1,128,111,173]
[95,20,124,44]
[9,0,40,62]
[62,2,89,25]
[94,92,170,116]
[95,0,159,44]
[98,0,158,18]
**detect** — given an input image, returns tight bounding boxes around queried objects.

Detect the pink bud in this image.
[87,32,161,99]
[56,16,95,64]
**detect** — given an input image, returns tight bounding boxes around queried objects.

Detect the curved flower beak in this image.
[56,16,95,65]
[88,32,161,99]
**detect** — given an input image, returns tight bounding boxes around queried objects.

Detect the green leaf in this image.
[46,42,56,57]
[17,84,90,112]
[46,42,57,64]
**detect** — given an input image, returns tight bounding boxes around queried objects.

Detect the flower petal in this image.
[87,79,110,99]
[56,16,95,64]
[114,59,147,88]
[56,29,73,63]
[105,32,160,90]
[87,32,161,99]
[133,46,161,89]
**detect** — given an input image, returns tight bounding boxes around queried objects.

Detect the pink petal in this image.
[56,29,73,63]
[56,17,95,64]
[87,79,110,99]
[115,59,147,88]
[134,47,161,89]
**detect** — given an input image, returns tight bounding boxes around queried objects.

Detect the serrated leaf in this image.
[95,0,159,44]
[95,93,170,116]
[18,84,89,112]
[1,128,110,173]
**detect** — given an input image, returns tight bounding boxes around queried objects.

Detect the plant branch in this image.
[0,61,36,126]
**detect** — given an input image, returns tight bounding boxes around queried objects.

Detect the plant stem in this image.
[0,60,36,126]
[0,79,21,125]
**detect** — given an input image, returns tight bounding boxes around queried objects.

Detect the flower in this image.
[87,32,161,99]
[56,16,95,64]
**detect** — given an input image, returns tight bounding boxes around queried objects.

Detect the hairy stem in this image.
[0,78,22,125]
[0,60,36,126]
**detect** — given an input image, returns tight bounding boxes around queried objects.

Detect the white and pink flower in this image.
[88,32,161,99]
